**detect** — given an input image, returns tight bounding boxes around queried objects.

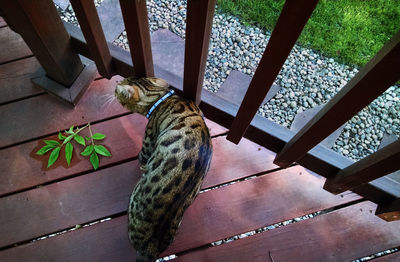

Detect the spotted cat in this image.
[115,77,213,262]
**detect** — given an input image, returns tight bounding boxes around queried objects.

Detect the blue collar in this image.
[146,90,175,119]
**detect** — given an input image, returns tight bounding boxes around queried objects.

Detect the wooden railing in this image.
[0,0,399,221]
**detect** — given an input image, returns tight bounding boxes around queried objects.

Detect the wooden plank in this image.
[0,115,226,197]
[0,134,266,248]
[64,21,400,204]
[178,201,400,262]
[274,30,400,168]
[183,0,216,105]
[0,0,83,86]
[0,26,32,64]
[202,136,277,189]
[0,57,45,105]
[324,139,400,194]
[226,0,319,144]
[0,166,361,259]
[0,76,127,149]
[0,114,146,197]
[0,216,136,262]
[70,0,113,78]
[119,0,154,77]
[0,161,141,249]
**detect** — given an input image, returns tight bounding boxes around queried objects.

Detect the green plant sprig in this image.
[36,123,111,170]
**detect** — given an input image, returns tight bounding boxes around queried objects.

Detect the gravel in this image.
[57,0,399,161]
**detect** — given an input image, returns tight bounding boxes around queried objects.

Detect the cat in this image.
[115,77,213,262]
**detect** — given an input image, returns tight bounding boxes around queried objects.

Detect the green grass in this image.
[217,0,400,67]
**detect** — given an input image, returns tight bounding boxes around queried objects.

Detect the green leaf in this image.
[47,147,61,168]
[85,136,91,141]
[58,132,66,140]
[92,133,106,140]
[66,125,75,135]
[74,135,85,146]
[81,145,94,156]
[36,144,56,155]
[44,140,60,146]
[65,142,73,166]
[94,145,111,157]
[90,152,99,170]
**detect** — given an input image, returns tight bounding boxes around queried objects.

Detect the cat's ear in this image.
[149,78,169,88]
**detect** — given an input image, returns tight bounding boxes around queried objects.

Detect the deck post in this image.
[0,0,96,106]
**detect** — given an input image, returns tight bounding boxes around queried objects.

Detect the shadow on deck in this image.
[0,17,400,262]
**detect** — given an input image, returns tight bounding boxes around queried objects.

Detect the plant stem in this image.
[88,122,95,146]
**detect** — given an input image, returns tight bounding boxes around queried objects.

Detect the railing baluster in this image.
[323,139,400,194]
[70,0,113,78]
[274,31,400,168]
[226,0,319,144]
[0,0,83,86]
[183,0,216,105]
[119,0,154,77]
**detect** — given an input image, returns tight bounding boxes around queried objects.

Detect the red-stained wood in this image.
[0,165,360,257]
[69,0,113,78]
[202,136,277,189]
[0,114,146,197]
[0,0,83,86]
[376,198,400,222]
[0,57,45,105]
[324,139,400,194]
[0,76,127,149]
[178,201,400,262]
[0,115,226,197]
[0,216,136,262]
[162,166,361,256]
[226,0,319,144]
[119,0,154,77]
[0,161,141,249]
[183,0,216,105]
[274,30,400,168]
[0,26,32,64]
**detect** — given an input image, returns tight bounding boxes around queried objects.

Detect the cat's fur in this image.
[115,77,213,262]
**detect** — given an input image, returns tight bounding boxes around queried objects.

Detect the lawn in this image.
[217,0,400,67]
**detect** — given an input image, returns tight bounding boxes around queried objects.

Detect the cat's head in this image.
[115,77,170,115]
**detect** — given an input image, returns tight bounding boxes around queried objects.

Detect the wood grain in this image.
[0,165,360,256]
[183,0,216,105]
[0,26,32,64]
[178,201,400,262]
[0,114,146,197]
[0,76,127,148]
[119,0,154,77]
[0,0,83,85]
[0,56,44,105]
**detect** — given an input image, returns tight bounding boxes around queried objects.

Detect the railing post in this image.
[70,0,113,79]
[323,139,400,194]
[226,0,319,144]
[119,0,154,77]
[0,0,96,106]
[183,0,216,105]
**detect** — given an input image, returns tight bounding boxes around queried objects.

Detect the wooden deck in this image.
[1,20,400,262]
